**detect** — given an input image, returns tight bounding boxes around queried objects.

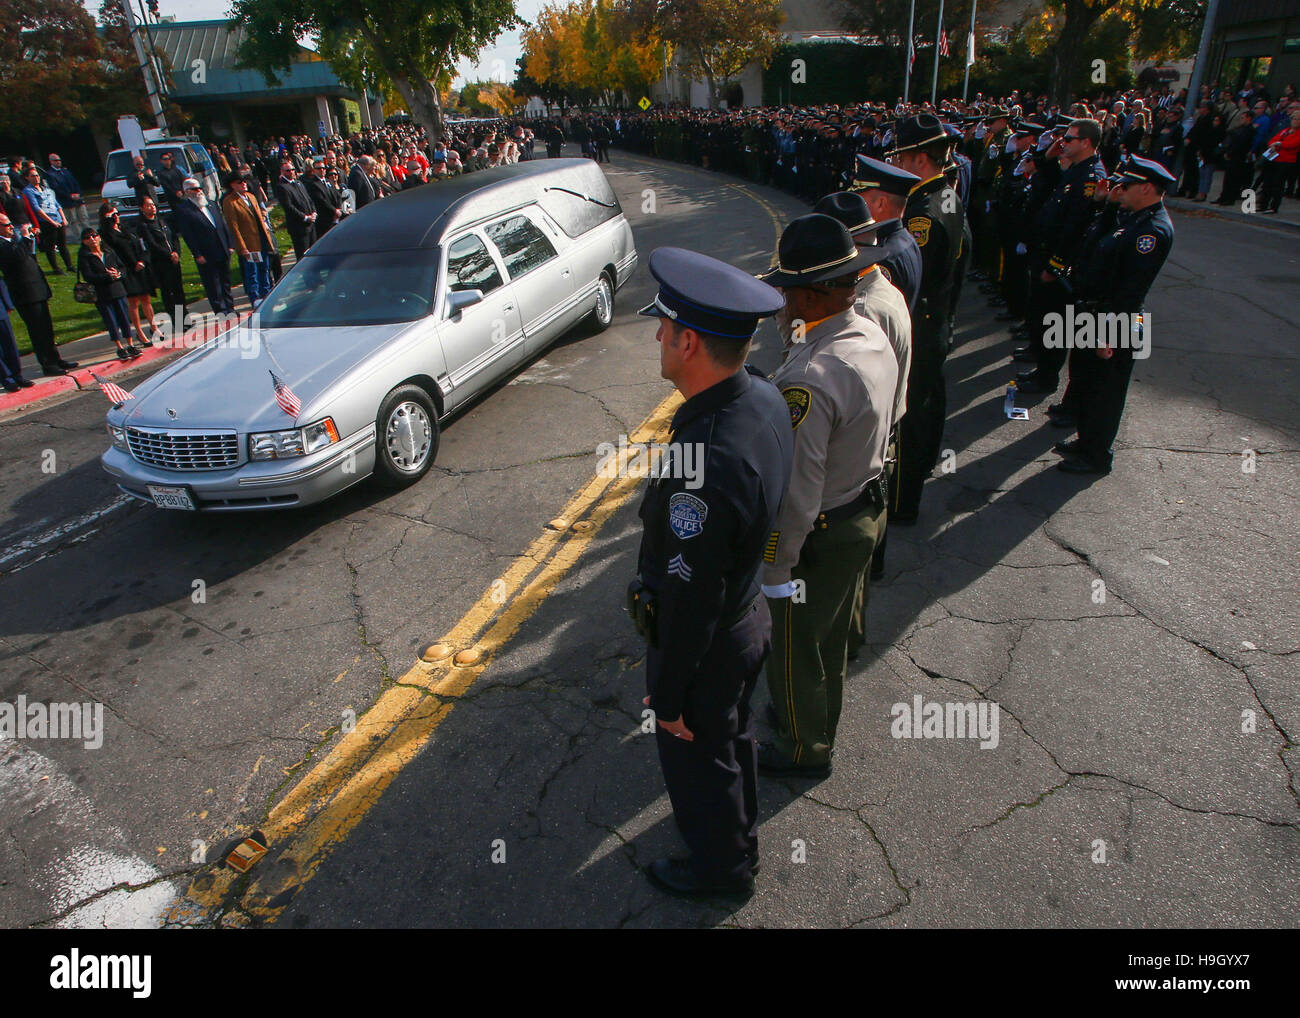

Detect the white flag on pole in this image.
[966,32,976,66]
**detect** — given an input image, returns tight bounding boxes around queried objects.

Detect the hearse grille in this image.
[127,427,240,471]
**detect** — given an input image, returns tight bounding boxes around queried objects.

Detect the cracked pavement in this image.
[1,156,1297,928]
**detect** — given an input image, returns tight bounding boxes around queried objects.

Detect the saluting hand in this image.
[643,696,693,741]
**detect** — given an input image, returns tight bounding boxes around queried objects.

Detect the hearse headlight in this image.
[107,423,128,451]
[249,418,339,460]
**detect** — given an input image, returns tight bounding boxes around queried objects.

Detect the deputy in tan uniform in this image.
[812,192,911,658]
[757,214,898,777]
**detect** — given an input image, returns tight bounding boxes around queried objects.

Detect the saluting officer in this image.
[1055,155,1174,475]
[851,155,923,312]
[757,215,897,777]
[632,247,793,898]
[888,114,965,525]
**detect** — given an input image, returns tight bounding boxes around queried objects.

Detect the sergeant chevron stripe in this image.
[667,554,692,581]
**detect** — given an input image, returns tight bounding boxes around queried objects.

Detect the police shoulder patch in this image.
[1084,180,1096,198]
[907,216,931,247]
[782,386,812,430]
[1136,234,1157,254]
[667,492,708,540]
[878,264,892,283]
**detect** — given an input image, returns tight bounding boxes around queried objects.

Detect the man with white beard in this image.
[173,176,236,313]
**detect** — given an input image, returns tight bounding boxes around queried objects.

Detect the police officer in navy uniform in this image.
[1055,155,1174,474]
[888,114,965,524]
[632,247,794,898]
[852,155,922,312]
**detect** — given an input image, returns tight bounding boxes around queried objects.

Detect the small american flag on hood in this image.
[90,372,133,406]
[270,370,302,417]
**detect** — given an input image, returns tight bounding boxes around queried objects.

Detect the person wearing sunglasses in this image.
[1016,118,1104,397]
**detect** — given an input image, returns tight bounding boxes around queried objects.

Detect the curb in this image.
[1164,196,1300,234]
[1,311,252,416]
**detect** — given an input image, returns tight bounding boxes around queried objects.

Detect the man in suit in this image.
[174,176,236,314]
[347,155,378,210]
[0,274,34,391]
[304,158,343,235]
[275,161,317,260]
[0,212,77,375]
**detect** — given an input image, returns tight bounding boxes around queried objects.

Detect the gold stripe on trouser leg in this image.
[784,596,801,763]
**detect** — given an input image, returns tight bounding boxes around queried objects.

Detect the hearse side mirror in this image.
[445,289,484,318]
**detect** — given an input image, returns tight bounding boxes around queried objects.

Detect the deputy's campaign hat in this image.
[813,191,884,241]
[852,155,921,197]
[1116,154,1177,190]
[889,113,952,154]
[638,247,784,340]
[759,214,885,288]
[983,105,1011,122]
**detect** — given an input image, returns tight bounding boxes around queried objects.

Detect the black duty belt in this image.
[815,474,887,530]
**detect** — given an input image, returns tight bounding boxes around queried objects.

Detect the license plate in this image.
[147,484,196,511]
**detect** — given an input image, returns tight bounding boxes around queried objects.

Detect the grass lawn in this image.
[9,205,292,355]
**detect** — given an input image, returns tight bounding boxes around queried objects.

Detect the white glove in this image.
[1015,242,1027,255]
[762,581,799,599]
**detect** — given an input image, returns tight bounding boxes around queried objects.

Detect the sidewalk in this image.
[1165,166,1300,233]
[3,250,296,416]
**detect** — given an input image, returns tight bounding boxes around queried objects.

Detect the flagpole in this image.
[963,0,978,102]
[931,0,945,105]
[903,0,916,104]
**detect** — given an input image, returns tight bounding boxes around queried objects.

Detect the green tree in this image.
[0,0,103,137]
[227,0,522,145]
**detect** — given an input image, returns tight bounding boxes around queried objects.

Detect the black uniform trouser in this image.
[649,597,769,884]
[1075,349,1136,468]
[895,350,946,521]
[287,225,316,262]
[1057,346,1091,418]
[1001,243,1029,319]
[15,300,58,368]
[1030,274,1071,387]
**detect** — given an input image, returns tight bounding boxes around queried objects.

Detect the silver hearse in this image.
[102,158,637,511]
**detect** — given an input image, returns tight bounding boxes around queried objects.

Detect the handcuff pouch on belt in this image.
[626,578,659,647]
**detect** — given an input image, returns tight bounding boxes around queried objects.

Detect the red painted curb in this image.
[2,311,253,414]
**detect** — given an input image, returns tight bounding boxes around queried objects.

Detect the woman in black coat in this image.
[77,229,139,359]
[98,203,156,347]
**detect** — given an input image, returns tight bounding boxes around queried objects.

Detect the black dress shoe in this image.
[1011,348,1036,362]
[17,378,34,388]
[758,743,830,778]
[646,857,754,899]
[2,380,19,393]
[42,365,67,377]
[1053,438,1082,455]
[1016,377,1057,395]
[1015,369,1037,383]
[58,360,79,370]
[1057,454,1109,475]
[125,345,143,358]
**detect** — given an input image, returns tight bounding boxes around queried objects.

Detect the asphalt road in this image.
[0,156,1296,929]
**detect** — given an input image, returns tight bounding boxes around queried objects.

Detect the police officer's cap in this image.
[1116,154,1177,191]
[637,247,784,339]
[758,214,885,288]
[1013,121,1049,138]
[889,113,952,154]
[813,192,883,241]
[851,155,921,197]
[983,106,1011,123]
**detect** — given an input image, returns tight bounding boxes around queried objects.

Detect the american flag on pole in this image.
[939,28,950,57]
[269,370,302,417]
[90,372,133,406]
[908,36,916,69]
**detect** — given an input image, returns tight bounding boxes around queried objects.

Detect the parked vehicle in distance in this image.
[101,140,221,221]
[101,158,638,512]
